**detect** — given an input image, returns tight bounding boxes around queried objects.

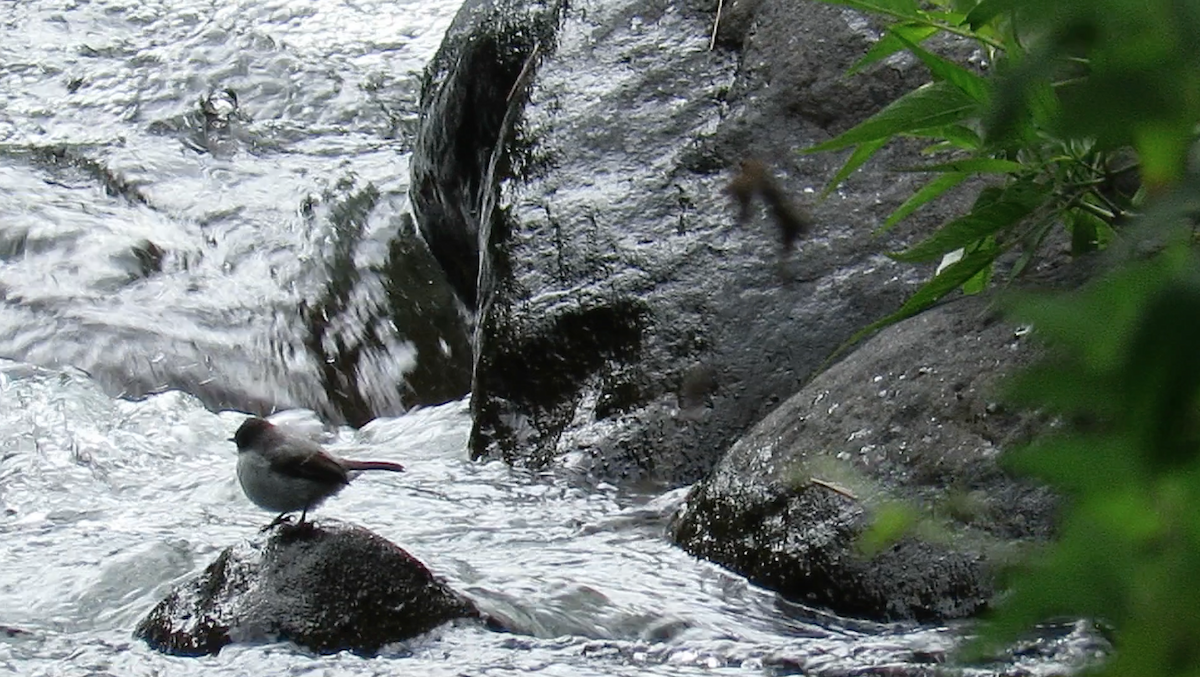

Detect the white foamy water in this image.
[0,359,1103,676]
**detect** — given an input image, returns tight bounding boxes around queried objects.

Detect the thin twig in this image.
[810,477,858,501]
[507,41,542,104]
[709,0,724,51]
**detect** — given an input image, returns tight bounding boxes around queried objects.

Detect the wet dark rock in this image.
[27,144,151,205]
[136,522,479,656]
[411,0,983,485]
[711,0,764,49]
[379,214,476,408]
[0,148,470,426]
[119,239,166,280]
[410,0,566,307]
[669,295,1056,621]
[301,186,472,427]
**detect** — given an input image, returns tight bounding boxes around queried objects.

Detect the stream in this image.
[0,0,1100,674]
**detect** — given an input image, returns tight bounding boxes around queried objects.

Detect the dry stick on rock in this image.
[709,0,724,50]
[810,477,859,501]
[507,41,542,103]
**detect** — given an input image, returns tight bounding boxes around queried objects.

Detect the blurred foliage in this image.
[856,500,919,557]
[976,245,1200,674]
[804,0,1200,672]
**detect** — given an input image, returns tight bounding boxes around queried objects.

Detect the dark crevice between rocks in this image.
[300,184,382,427]
[702,0,765,50]
[24,144,153,206]
[1,145,176,282]
[377,214,473,406]
[471,297,651,466]
[299,185,473,427]
[410,0,568,309]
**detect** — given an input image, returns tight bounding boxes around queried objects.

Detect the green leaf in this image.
[984,49,1059,146]
[848,23,939,75]
[919,10,967,25]
[877,171,969,234]
[830,242,999,360]
[884,243,999,319]
[808,0,922,21]
[820,138,889,197]
[890,180,1048,262]
[806,82,981,153]
[891,31,990,103]
[1007,215,1056,280]
[1003,436,1143,496]
[1134,121,1192,193]
[906,124,982,150]
[1004,251,1187,371]
[963,0,1019,30]
[896,158,1023,173]
[961,257,993,294]
[1066,207,1106,254]
[857,502,919,556]
[1004,364,1122,420]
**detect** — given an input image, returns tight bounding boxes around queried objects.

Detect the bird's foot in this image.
[261,513,294,532]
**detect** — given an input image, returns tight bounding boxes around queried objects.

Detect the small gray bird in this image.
[232,417,405,528]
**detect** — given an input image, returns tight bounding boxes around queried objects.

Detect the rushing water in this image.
[0,357,1099,672]
[0,0,1104,674]
[0,0,467,421]
[0,359,1101,676]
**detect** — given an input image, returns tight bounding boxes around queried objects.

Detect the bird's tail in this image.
[342,459,405,472]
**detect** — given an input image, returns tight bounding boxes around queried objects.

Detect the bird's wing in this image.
[269,441,350,486]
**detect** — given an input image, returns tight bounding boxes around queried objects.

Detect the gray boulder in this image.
[669,295,1057,621]
[136,522,478,656]
[410,0,984,485]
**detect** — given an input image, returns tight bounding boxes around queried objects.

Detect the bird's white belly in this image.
[236,452,341,514]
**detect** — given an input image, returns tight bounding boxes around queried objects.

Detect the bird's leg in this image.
[299,507,308,525]
[261,512,292,532]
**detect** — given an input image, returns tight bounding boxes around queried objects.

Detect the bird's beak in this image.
[227,436,236,443]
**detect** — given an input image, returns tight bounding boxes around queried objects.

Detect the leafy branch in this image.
[805,0,1146,346]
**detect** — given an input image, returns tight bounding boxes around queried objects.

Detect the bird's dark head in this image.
[232,417,275,451]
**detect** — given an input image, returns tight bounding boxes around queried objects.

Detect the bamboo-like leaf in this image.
[892,242,998,317]
[1007,216,1056,280]
[961,250,994,294]
[907,124,983,150]
[897,158,1023,173]
[984,48,1058,145]
[806,82,981,154]
[877,171,969,234]
[1066,207,1106,254]
[920,10,968,25]
[848,23,939,75]
[808,0,922,21]
[825,244,999,364]
[891,31,990,103]
[821,138,889,197]
[890,180,1048,261]
[964,0,1019,30]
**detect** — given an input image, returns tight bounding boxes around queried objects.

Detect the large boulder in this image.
[669,294,1057,621]
[410,0,985,485]
[136,522,479,656]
